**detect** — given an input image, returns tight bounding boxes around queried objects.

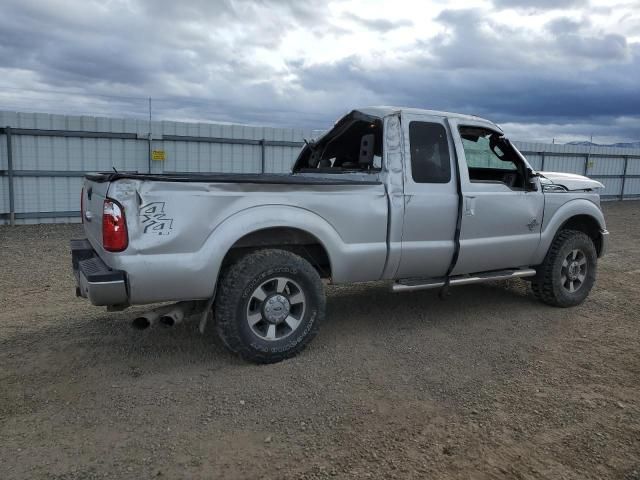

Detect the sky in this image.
[0,0,639,143]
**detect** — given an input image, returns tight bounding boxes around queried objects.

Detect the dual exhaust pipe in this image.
[131,302,190,330]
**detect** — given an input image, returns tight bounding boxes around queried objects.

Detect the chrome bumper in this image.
[71,239,128,306]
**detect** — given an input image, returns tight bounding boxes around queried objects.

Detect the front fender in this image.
[533,197,606,264]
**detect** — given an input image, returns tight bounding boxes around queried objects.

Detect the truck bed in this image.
[85,172,382,185]
[80,170,389,304]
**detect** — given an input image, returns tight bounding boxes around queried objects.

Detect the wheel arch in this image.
[222,226,333,279]
[558,215,604,256]
[534,199,606,264]
[200,205,342,298]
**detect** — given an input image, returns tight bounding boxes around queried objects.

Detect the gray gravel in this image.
[1,201,639,479]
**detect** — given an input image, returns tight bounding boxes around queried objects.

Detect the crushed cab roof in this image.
[353,106,503,132]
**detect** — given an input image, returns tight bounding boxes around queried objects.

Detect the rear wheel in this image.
[214,249,325,364]
[532,230,597,307]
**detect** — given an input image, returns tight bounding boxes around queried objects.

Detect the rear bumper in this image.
[71,239,128,306]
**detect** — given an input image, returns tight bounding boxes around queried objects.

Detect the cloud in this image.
[546,17,588,35]
[0,0,638,143]
[293,7,640,140]
[492,0,588,10]
[559,33,629,60]
[501,116,640,144]
[342,12,413,32]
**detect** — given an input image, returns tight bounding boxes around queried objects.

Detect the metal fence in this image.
[0,111,312,224]
[1,111,639,225]
[514,140,640,203]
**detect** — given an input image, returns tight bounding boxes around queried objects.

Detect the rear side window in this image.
[409,122,451,183]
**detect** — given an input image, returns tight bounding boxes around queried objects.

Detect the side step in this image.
[392,268,537,293]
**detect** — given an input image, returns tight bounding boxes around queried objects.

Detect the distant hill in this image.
[566,141,640,149]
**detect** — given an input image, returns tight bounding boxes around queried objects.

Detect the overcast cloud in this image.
[0,0,638,143]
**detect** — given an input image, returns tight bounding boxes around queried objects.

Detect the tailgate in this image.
[82,178,110,249]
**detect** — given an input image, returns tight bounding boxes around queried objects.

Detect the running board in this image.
[392,268,537,293]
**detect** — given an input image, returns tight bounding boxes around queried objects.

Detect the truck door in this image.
[395,113,459,279]
[448,119,544,274]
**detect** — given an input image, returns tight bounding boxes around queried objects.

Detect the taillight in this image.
[80,188,85,224]
[103,198,128,252]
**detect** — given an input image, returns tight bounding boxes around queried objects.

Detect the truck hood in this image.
[539,171,605,191]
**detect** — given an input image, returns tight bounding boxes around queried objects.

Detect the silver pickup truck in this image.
[72,107,608,363]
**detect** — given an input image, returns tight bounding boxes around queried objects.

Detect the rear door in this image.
[448,118,544,274]
[395,112,459,279]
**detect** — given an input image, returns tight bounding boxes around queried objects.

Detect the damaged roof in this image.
[354,106,503,132]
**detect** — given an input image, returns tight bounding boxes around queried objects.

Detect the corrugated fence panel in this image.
[624,178,640,196]
[598,178,623,197]
[626,158,640,176]
[236,124,260,173]
[521,153,543,170]
[12,135,144,172]
[14,176,83,214]
[269,127,287,173]
[0,111,150,224]
[263,127,277,173]
[157,121,268,173]
[544,155,586,174]
[263,126,307,173]
[588,157,625,176]
[1,110,639,224]
[164,120,191,172]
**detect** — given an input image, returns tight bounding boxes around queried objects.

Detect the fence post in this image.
[5,126,15,226]
[147,133,153,174]
[620,156,629,201]
[148,96,152,174]
[583,154,590,176]
[260,139,265,173]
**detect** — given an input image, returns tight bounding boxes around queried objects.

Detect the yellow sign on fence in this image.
[151,150,166,161]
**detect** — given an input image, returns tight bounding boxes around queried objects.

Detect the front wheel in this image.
[532,229,597,307]
[214,249,325,364]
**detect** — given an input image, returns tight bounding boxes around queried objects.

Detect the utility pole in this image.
[148,97,152,174]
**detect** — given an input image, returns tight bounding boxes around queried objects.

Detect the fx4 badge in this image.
[527,218,539,231]
[140,202,173,235]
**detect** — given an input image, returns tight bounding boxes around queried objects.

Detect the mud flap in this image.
[198,294,216,333]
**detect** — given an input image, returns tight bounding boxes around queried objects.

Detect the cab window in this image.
[409,122,451,183]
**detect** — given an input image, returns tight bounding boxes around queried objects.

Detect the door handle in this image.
[464,196,476,216]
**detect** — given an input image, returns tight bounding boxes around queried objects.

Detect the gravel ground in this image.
[1,201,639,480]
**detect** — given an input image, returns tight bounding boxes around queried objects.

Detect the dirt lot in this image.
[1,201,639,480]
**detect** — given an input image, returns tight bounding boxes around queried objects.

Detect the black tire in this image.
[532,229,597,307]
[214,249,325,364]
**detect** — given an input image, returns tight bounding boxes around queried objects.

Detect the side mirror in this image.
[359,134,375,167]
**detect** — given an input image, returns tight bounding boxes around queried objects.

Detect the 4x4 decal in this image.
[140,202,173,235]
